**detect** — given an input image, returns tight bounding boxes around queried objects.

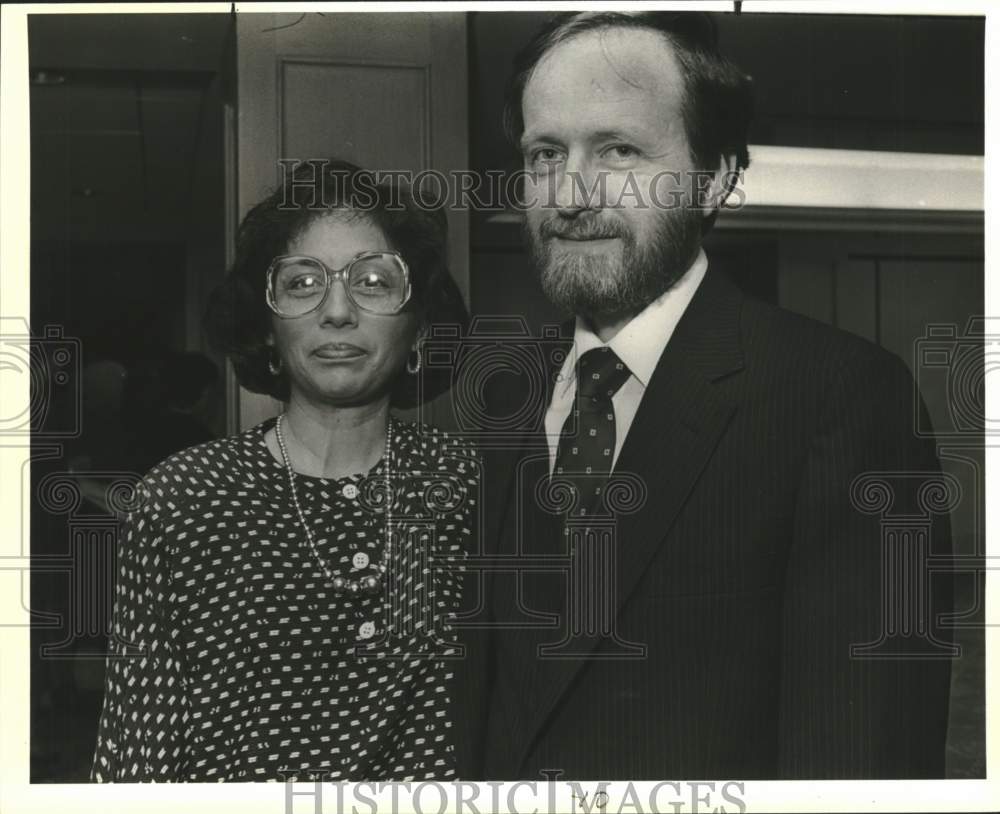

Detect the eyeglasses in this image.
[266,252,412,318]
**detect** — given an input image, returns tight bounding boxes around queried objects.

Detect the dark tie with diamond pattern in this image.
[553,347,632,517]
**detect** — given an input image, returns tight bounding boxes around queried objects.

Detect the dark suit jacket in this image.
[452,267,953,780]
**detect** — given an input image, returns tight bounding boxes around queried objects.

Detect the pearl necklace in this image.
[274,414,393,598]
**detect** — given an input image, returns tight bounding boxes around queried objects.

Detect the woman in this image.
[92,160,475,782]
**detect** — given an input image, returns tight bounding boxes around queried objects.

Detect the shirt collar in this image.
[565,248,708,389]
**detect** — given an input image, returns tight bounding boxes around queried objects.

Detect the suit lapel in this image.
[513,269,746,773]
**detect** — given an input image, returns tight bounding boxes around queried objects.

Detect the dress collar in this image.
[246,415,426,502]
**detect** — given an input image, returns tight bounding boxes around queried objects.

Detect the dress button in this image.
[352,552,370,569]
[358,621,376,640]
[342,483,359,499]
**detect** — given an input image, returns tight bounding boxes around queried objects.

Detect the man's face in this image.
[520,28,707,320]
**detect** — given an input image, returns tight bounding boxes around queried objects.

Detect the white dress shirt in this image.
[544,249,708,473]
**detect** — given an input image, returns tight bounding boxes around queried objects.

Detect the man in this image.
[453,11,952,780]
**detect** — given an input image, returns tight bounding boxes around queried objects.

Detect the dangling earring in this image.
[268,350,283,376]
[406,343,422,375]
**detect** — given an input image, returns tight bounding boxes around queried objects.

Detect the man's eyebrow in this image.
[518,131,549,151]
[519,130,638,150]
[590,129,635,143]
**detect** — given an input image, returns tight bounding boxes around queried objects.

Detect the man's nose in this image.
[553,155,604,215]
[320,277,359,327]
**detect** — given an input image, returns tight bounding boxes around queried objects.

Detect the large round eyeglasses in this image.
[266,252,412,318]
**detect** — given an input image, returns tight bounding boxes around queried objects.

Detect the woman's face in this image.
[269,213,421,409]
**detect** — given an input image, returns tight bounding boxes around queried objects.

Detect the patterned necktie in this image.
[553,347,632,516]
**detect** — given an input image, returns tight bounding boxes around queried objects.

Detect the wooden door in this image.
[233,11,468,429]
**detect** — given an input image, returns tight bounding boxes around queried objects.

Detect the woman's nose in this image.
[319,277,359,327]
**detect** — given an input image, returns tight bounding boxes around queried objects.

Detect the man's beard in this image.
[526,206,702,319]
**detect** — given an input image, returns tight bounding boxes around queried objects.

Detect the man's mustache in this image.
[538,216,628,242]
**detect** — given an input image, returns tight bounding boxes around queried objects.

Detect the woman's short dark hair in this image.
[503,11,753,230]
[204,158,469,407]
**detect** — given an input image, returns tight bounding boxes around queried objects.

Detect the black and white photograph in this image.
[0,1,993,811]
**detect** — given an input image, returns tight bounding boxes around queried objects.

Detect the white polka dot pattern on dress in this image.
[91,419,477,782]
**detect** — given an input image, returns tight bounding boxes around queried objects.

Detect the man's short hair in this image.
[503,11,754,221]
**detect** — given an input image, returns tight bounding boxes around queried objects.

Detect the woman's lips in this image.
[312,343,366,360]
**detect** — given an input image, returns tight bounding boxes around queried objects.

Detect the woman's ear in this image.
[264,334,285,378]
[408,316,429,351]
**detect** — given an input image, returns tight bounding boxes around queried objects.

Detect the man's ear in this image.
[699,153,740,219]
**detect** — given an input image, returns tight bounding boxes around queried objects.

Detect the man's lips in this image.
[541,224,623,242]
[311,343,366,360]
[550,235,619,241]
[547,233,622,251]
